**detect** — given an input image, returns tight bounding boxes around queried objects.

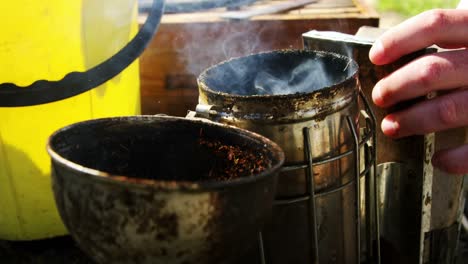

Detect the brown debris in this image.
[198,137,271,181]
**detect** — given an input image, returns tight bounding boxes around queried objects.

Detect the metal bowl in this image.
[47,115,284,264]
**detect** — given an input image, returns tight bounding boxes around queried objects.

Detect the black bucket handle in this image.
[0,0,165,107]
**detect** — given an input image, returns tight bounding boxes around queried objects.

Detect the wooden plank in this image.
[220,0,318,20]
[138,0,377,24]
[352,0,380,17]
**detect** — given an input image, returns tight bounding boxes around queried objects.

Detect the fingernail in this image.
[369,40,384,63]
[372,84,384,106]
[381,116,399,137]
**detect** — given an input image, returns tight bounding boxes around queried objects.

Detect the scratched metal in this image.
[198,49,361,264]
[47,116,284,264]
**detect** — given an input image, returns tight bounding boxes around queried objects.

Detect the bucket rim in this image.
[47,115,285,192]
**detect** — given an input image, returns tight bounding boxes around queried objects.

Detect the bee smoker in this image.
[303,27,467,264]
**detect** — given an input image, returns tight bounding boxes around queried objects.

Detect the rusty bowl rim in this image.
[47,115,285,192]
[197,49,359,99]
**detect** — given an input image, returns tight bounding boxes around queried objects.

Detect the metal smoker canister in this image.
[303,28,467,264]
[194,49,378,264]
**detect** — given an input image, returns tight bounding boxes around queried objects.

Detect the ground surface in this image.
[0,236,92,264]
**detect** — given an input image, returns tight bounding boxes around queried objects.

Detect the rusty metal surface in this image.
[198,49,359,124]
[303,31,431,264]
[47,116,284,264]
[197,49,361,263]
[431,128,467,230]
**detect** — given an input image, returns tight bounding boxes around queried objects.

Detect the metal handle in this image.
[0,0,165,107]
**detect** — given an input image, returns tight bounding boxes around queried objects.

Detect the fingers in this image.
[369,9,468,65]
[381,89,468,138]
[370,8,468,175]
[372,49,468,107]
[432,144,468,175]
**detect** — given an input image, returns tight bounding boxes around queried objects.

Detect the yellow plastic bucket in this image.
[0,0,155,240]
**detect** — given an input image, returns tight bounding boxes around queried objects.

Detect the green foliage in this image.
[378,0,459,16]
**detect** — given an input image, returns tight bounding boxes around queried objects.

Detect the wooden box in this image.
[138,0,379,116]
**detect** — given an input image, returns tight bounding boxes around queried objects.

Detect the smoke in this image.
[176,25,357,96]
[221,27,262,62]
[176,21,283,78]
[202,51,357,96]
[254,59,329,95]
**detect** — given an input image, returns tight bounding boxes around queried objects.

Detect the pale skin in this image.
[369,8,468,174]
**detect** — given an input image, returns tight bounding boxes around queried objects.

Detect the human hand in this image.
[369,9,468,174]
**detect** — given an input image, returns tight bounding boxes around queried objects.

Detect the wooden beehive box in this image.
[139,0,379,116]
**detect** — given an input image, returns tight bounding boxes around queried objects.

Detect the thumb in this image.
[432,143,468,175]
